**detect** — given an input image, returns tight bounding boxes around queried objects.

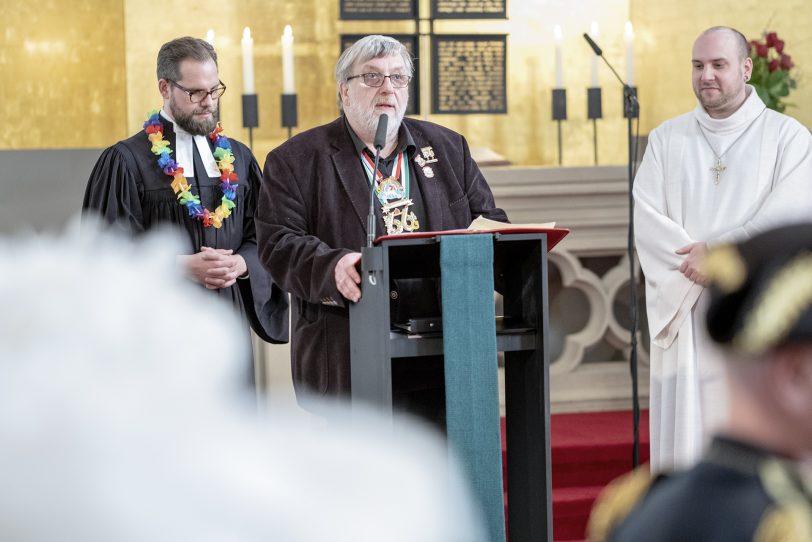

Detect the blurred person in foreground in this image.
[83,37,288,385]
[589,223,812,541]
[0,222,486,542]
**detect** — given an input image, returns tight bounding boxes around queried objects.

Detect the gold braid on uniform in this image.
[702,244,747,293]
[754,460,812,542]
[735,252,812,354]
[586,466,653,542]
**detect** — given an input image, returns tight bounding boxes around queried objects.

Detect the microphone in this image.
[583,33,602,56]
[374,113,388,151]
[367,113,388,248]
[583,32,629,91]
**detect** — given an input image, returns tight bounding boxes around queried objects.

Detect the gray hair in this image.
[701,26,750,61]
[157,37,218,81]
[334,35,414,110]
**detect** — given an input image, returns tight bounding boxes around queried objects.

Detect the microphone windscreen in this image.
[374,114,389,150]
[583,33,602,56]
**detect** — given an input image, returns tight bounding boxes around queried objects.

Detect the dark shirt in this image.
[343,116,427,234]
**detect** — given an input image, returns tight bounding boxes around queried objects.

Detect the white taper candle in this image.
[241,27,255,94]
[281,25,295,94]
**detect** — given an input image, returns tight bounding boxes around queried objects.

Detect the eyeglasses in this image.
[169,80,227,103]
[346,73,412,88]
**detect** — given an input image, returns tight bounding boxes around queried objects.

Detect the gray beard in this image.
[169,96,218,136]
[345,101,403,144]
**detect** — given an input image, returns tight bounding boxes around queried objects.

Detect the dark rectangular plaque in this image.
[340,34,420,116]
[431,35,507,114]
[432,0,507,19]
[340,0,417,20]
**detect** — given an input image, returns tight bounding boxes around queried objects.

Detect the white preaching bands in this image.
[160,109,221,179]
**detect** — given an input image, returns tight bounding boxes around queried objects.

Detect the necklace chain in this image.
[696,108,766,185]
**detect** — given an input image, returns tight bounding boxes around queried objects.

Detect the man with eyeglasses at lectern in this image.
[83,36,289,387]
[257,34,507,423]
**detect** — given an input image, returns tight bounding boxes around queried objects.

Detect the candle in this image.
[553,24,563,88]
[589,21,599,87]
[625,21,635,86]
[205,29,215,47]
[241,27,255,95]
[281,25,295,94]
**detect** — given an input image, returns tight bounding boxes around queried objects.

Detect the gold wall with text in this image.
[2,0,809,166]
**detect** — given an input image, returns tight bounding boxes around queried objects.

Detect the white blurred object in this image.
[0,219,485,542]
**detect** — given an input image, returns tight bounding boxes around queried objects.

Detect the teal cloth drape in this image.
[440,234,506,542]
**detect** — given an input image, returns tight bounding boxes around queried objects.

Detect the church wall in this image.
[4,1,807,163]
[122,0,633,167]
[0,0,128,149]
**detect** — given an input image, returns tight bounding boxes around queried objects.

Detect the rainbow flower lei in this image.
[143,111,237,228]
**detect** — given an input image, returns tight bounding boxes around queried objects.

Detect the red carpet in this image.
[502,410,649,541]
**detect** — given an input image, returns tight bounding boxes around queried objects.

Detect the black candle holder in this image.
[623,86,639,119]
[552,88,567,166]
[587,87,602,119]
[242,94,259,151]
[281,93,298,139]
[587,87,602,164]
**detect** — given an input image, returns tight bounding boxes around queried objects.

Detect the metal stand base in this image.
[241,94,259,151]
[281,93,298,139]
[552,88,567,166]
[587,87,603,165]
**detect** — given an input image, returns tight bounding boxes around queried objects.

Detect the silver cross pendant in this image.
[710,158,726,185]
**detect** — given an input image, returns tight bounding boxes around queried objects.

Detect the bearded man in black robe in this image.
[83,37,288,381]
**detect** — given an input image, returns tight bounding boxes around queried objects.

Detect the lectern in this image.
[349,229,567,542]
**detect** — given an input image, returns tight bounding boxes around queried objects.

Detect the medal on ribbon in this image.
[376,176,405,200]
[382,198,419,235]
[361,151,420,235]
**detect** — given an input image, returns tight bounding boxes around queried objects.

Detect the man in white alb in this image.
[634,26,812,472]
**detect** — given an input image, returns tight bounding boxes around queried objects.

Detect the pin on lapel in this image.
[416,146,438,178]
[420,146,439,163]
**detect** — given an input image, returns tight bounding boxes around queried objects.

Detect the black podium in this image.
[349,229,567,542]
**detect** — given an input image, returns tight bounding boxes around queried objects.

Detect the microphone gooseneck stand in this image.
[367,114,389,248]
[583,33,642,468]
[361,113,390,291]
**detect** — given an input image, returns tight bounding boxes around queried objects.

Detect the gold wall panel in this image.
[0,0,127,149]
[4,0,809,167]
[122,0,633,166]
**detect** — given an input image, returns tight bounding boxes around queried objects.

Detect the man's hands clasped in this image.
[179,247,247,290]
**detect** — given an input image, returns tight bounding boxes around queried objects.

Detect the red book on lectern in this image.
[375,216,569,252]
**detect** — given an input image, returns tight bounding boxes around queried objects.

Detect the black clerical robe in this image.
[83,118,288,352]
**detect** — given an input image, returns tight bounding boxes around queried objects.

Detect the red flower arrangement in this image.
[748,31,796,112]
